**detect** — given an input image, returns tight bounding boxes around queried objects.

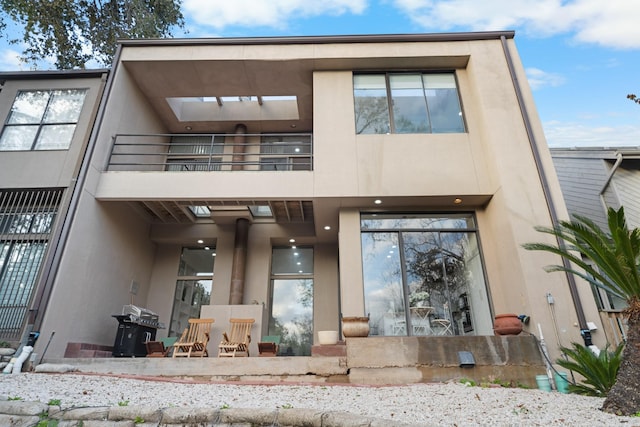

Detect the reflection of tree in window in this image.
[354,74,390,134]
[353,73,464,135]
[269,278,313,356]
[362,214,490,336]
[354,95,390,134]
[403,232,469,319]
[0,89,87,151]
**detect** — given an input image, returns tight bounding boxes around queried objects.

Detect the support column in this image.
[231,123,247,171]
[229,218,250,304]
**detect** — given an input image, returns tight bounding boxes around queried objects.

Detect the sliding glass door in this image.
[362,213,492,336]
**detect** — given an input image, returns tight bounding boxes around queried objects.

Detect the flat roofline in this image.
[0,69,109,81]
[117,31,516,47]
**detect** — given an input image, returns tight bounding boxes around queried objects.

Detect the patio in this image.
[46,335,546,387]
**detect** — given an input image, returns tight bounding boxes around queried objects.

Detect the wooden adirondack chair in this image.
[218,318,255,357]
[172,318,214,357]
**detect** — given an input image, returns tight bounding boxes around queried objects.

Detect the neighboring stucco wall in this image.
[0,76,105,189]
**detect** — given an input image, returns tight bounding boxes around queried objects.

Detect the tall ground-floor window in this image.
[361,213,492,337]
[268,246,313,356]
[0,188,63,340]
[168,247,214,336]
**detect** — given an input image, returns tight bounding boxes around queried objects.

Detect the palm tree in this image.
[523,207,640,415]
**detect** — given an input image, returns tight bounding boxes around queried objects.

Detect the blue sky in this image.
[0,0,638,148]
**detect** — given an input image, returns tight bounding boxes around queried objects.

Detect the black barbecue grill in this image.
[112,305,165,357]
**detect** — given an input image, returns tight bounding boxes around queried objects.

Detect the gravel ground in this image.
[1,373,639,426]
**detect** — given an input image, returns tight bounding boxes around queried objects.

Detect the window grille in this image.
[0,188,63,340]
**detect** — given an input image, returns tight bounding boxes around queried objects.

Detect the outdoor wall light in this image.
[454,198,463,204]
[374,199,382,204]
[458,351,475,368]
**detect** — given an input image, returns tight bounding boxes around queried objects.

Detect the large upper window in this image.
[354,73,465,134]
[0,89,87,151]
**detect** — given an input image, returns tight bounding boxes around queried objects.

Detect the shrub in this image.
[556,342,623,396]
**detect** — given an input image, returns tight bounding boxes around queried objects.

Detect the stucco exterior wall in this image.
[36,201,157,358]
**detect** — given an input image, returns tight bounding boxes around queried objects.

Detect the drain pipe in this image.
[229,218,250,304]
[231,123,248,171]
[500,36,590,345]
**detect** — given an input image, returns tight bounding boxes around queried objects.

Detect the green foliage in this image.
[37,410,58,427]
[117,400,129,406]
[8,396,22,400]
[220,403,230,409]
[47,398,61,406]
[460,378,476,387]
[0,341,11,348]
[134,416,144,424]
[0,0,185,69]
[556,342,623,396]
[523,206,640,302]
[279,403,293,409]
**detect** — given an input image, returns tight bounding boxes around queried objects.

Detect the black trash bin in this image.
[112,315,158,357]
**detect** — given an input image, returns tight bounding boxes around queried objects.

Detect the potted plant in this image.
[341,315,370,337]
[409,291,430,307]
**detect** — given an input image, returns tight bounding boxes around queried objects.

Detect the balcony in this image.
[107,133,313,172]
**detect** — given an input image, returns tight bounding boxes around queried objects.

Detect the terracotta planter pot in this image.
[493,313,523,335]
[341,316,370,337]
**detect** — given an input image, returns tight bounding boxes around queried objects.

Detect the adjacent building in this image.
[1,32,605,361]
[551,147,639,344]
[0,70,107,343]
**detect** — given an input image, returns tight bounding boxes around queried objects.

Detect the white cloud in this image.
[0,48,27,71]
[543,121,640,148]
[525,67,565,90]
[182,0,367,32]
[391,0,640,49]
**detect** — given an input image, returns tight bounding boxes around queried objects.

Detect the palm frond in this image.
[524,207,640,302]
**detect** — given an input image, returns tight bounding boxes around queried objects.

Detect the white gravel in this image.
[1,372,639,426]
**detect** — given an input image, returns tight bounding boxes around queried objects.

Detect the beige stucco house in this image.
[1,32,606,363]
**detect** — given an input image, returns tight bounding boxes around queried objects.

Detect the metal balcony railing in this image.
[106,133,313,172]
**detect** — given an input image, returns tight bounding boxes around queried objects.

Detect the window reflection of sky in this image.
[362,233,404,325]
[272,279,313,342]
